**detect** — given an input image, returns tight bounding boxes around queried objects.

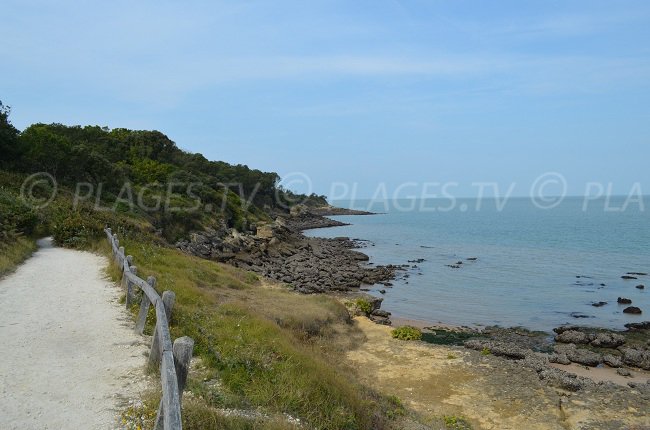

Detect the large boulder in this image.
[602,354,623,368]
[556,345,602,367]
[555,330,591,344]
[619,348,650,370]
[590,332,626,348]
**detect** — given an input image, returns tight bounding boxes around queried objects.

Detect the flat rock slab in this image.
[0,238,149,430]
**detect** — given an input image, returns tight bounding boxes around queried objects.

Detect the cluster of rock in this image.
[550,325,650,370]
[463,338,599,392]
[464,326,650,393]
[176,213,398,294]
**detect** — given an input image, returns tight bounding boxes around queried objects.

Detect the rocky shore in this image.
[426,321,650,393]
[176,207,400,295]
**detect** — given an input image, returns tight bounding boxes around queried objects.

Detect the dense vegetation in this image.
[0,99,327,247]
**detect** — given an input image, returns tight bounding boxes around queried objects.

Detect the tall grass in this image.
[0,236,37,278]
[102,235,395,430]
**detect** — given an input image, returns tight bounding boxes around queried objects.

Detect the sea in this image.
[304,197,649,332]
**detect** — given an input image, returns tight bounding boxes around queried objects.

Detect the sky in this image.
[2,0,650,198]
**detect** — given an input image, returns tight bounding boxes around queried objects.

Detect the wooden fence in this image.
[104,227,193,430]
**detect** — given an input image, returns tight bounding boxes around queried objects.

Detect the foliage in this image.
[0,101,21,167]
[391,326,422,341]
[0,236,36,278]
[353,298,373,316]
[443,415,473,430]
[0,100,327,241]
[480,347,491,356]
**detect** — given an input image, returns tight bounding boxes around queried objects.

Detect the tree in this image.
[0,101,21,167]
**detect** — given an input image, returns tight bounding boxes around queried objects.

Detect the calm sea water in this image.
[305,197,650,332]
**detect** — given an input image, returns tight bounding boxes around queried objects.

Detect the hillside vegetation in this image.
[0,101,419,428]
[0,100,326,248]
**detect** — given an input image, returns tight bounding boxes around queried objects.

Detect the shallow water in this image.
[305,197,649,331]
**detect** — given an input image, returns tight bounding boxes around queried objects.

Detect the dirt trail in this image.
[0,238,149,430]
[346,317,650,430]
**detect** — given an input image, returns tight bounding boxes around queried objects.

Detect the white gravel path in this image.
[0,238,150,430]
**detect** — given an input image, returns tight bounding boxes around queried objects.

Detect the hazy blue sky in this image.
[2,0,649,198]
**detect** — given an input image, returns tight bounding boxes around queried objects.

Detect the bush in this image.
[354,298,372,315]
[391,326,422,341]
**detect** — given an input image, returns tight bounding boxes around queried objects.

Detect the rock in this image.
[616,368,632,377]
[622,275,638,280]
[636,284,645,290]
[623,306,642,314]
[618,297,632,304]
[538,368,587,392]
[466,257,478,261]
[371,309,391,318]
[379,289,386,294]
[624,321,650,330]
[619,348,650,370]
[569,312,593,319]
[555,330,591,344]
[559,345,602,367]
[591,301,607,307]
[549,353,571,365]
[590,332,626,348]
[553,325,581,334]
[603,354,623,368]
[369,314,392,325]
[464,339,527,360]
[627,272,648,276]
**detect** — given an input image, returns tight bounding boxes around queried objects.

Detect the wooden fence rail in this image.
[104,227,193,430]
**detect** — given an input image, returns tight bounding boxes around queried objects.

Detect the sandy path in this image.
[0,238,149,430]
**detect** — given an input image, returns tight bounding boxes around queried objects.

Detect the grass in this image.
[0,236,37,278]
[101,235,400,430]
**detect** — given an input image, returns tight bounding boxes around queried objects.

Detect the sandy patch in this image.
[346,316,650,430]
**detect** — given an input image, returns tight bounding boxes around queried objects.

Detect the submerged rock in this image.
[617,297,632,304]
[623,306,642,314]
[624,321,650,330]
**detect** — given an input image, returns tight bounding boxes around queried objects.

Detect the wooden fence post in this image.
[149,320,162,367]
[135,276,156,334]
[173,336,194,402]
[162,291,176,323]
[125,266,137,308]
[149,291,175,366]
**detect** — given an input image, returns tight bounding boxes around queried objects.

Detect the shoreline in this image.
[177,206,650,383]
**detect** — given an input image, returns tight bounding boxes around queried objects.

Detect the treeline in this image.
[0,101,327,244]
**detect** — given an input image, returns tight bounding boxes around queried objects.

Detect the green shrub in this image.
[480,347,491,356]
[391,326,422,341]
[443,415,473,430]
[354,298,372,315]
